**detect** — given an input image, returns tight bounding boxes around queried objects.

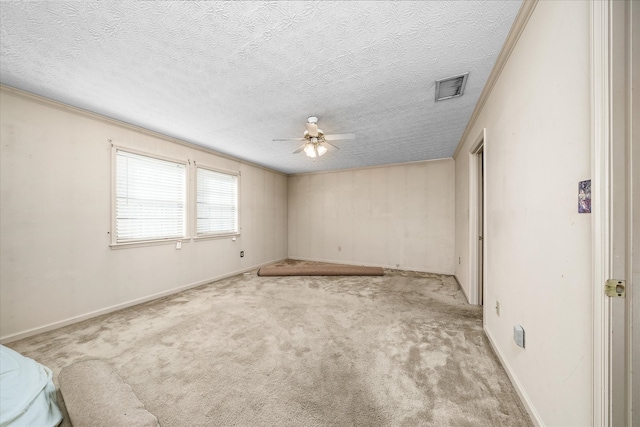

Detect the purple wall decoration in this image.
[578,180,591,213]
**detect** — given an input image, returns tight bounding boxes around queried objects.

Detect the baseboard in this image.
[0,258,286,344]
[483,326,544,427]
[288,256,455,276]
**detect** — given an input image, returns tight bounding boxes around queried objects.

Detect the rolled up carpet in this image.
[58,360,159,427]
[257,264,384,277]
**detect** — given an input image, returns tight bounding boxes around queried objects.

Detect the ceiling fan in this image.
[273,116,355,158]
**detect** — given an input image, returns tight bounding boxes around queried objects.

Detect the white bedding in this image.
[0,345,62,427]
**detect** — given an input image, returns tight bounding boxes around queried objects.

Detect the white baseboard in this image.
[0,258,286,344]
[483,326,544,427]
[287,256,455,276]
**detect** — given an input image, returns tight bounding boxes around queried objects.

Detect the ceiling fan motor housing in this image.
[304,129,324,141]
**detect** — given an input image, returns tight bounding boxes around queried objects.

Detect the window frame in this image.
[193,163,240,240]
[110,146,190,248]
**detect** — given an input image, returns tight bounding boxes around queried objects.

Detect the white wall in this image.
[288,159,455,274]
[454,1,592,425]
[0,88,288,341]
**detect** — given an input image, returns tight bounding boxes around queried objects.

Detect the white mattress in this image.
[0,345,62,427]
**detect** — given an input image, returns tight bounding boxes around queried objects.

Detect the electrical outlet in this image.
[495,301,500,316]
[458,257,461,264]
[338,246,342,252]
[240,251,244,258]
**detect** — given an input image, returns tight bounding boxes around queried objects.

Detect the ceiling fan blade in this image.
[324,133,355,141]
[273,137,305,142]
[292,142,307,154]
[305,123,318,137]
[324,141,340,150]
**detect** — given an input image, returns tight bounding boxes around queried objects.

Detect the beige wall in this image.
[288,159,455,274]
[454,1,592,425]
[0,89,288,341]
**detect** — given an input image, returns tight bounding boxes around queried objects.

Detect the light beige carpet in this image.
[58,359,160,427]
[7,260,532,426]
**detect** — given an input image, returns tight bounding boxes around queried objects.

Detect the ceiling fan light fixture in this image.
[304,143,327,158]
[304,144,316,157]
[275,117,354,158]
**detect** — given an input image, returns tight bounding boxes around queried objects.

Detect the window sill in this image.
[193,233,240,242]
[110,238,189,250]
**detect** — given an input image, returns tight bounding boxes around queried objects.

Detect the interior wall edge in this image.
[287,157,454,177]
[453,275,470,303]
[484,325,542,427]
[0,258,286,344]
[0,84,287,177]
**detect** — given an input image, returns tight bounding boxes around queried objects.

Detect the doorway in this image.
[469,130,485,306]
[477,148,484,306]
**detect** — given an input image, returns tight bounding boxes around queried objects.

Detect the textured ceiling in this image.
[0,1,522,174]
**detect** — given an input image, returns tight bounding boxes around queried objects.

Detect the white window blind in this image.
[197,167,238,236]
[116,150,186,242]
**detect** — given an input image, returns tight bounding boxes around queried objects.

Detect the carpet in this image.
[257,263,384,277]
[59,359,159,427]
[6,260,532,426]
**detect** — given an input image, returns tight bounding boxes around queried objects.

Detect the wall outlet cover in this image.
[514,325,525,348]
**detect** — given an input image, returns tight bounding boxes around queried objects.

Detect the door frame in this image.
[469,129,486,307]
[591,1,612,424]
[590,1,636,425]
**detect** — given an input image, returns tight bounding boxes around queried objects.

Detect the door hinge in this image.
[605,279,626,298]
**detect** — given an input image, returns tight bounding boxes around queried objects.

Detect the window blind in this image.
[197,167,238,236]
[116,150,186,242]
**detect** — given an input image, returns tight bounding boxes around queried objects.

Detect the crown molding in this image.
[0,84,287,177]
[452,0,539,159]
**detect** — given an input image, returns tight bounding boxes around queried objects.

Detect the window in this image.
[196,167,238,236]
[115,150,186,243]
